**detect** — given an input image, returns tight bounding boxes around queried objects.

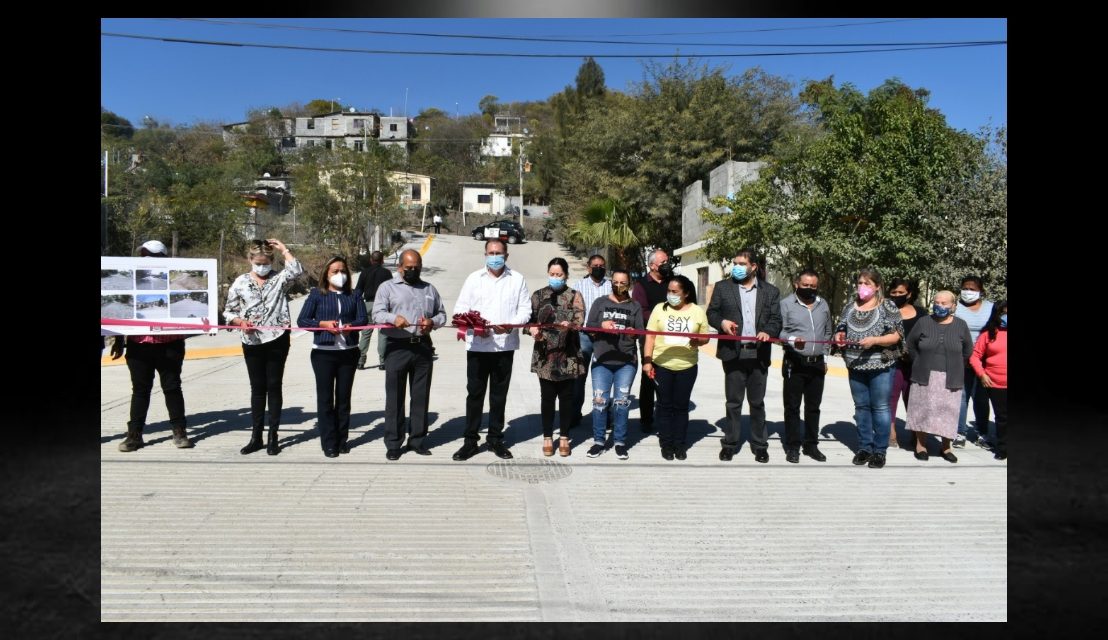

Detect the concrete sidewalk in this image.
[100,234,1006,621]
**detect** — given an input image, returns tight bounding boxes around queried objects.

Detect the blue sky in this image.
[101,18,1006,134]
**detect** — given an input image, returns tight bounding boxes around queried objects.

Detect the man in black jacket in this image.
[706,248,782,463]
[353,251,393,370]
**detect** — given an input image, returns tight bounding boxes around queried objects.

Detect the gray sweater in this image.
[906,315,974,389]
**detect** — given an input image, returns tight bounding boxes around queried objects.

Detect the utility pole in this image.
[518,141,525,225]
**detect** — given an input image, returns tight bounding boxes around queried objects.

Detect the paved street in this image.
[101,233,1006,621]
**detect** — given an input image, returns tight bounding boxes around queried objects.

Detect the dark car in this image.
[471,219,525,244]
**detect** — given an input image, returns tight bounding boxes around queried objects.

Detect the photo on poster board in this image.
[100,256,218,336]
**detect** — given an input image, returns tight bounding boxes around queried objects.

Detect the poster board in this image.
[100,256,219,336]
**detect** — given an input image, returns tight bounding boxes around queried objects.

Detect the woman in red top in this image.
[969,300,1007,460]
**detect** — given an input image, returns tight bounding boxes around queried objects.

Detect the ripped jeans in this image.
[591,362,637,446]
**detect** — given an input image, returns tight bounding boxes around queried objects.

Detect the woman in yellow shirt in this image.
[642,275,710,460]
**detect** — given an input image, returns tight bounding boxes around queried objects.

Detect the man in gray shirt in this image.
[779,269,833,463]
[372,250,447,460]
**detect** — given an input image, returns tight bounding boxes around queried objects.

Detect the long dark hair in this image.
[984,299,1007,341]
[318,255,352,295]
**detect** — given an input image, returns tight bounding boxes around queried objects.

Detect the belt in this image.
[390,334,431,344]
[790,354,825,364]
[739,342,759,349]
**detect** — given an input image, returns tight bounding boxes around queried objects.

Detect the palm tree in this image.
[567,198,646,270]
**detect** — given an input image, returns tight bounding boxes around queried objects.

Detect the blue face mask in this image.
[932,304,951,318]
[730,264,748,281]
[548,277,566,290]
[486,255,506,270]
[666,294,683,307]
[999,314,1007,328]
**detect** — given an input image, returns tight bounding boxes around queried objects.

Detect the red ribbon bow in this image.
[452,310,491,341]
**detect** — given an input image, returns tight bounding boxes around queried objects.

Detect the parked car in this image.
[472,219,525,244]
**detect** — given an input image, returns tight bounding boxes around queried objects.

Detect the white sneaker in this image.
[952,435,966,448]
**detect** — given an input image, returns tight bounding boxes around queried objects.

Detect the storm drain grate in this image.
[485,457,573,484]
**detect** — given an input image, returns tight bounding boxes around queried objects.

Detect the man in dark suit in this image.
[706,248,782,463]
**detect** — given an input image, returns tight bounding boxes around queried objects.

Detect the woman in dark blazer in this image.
[297,256,367,458]
[904,290,974,463]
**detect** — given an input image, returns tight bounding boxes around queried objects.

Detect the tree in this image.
[101,107,134,140]
[478,95,500,117]
[575,57,606,100]
[305,98,344,116]
[566,198,648,269]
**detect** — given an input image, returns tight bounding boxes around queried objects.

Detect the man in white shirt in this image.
[452,239,532,460]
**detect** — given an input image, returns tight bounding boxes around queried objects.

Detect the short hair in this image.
[733,248,766,280]
[587,254,606,266]
[960,275,985,292]
[649,249,668,266]
[547,257,569,274]
[369,251,385,264]
[247,239,275,260]
[610,269,631,282]
[318,255,351,295]
[484,239,507,253]
[795,268,820,283]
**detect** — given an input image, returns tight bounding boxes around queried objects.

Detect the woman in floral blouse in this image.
[223,239,304,456]
[528,257,585,457]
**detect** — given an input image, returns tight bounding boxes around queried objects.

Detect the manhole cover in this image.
[486,457,573,484]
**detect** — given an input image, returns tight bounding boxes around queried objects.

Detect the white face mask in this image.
[252,263,272,277]
[960,289,981,304]
[329,272,347,288]
[666,294,683,307]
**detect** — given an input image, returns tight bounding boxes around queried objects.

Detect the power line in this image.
[170,18,979,48]
[102,32,1005,59]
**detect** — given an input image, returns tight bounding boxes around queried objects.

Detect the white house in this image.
[460,183,510,216]
[387,171,431,206]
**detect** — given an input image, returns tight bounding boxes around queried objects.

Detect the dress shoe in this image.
[674,448,687,460]
[852,450,871,465]
[386,449,402,461]
[868,453,886,468]
[941,450,958,463]
[914,450,929,461]
[802,446,826,462]
[408,446,432,456]
[786,450,800,464]
[324,449,339,458]
[240,437,264,455]
[719,448,734,462]
[452,443,479,461]
[489,442,514,459]
[753,449,769,464]
[661,446,675,460]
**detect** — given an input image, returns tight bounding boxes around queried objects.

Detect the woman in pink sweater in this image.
[970,300,1007,460]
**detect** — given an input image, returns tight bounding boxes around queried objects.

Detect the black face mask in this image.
[591,266,606,280]
[796,288,818,303]
[658,264,674,278]
[402,269,421,284]
[888,294,909,307]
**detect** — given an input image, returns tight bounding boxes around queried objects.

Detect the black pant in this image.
[383,338,434,452]
[655,364,697,450]
[721,357,769,452]
[125,340,186,430]
[310,348,360,453]
[988,387,1008,455]
[539,378,575,439]
[464,351,514,445]
[638,337,656,427]
[242,331,291,430]
[782,357,826,451]
[434,223,441,234]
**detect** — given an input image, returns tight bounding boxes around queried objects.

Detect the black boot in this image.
[266,426,280,455]
[240,426,264,455]
[172,425,194,449]
[119,423,145,452]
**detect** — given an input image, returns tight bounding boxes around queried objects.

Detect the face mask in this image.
[658,264,674,278]
[999,314,1007,328]
[486,255,506,270]
[960,289,981,304]
[548,277,566,290]
[857,285,875,301]
[590,266,606,280]
[730,264,748,281]
[402,268,421,284]
[666,293,683,307]
[932,304,951,318]
[329,272,347,288]
[613,283,630,296]
[796,288,817,303]
[888,294,909,307]
[252,263,272,277]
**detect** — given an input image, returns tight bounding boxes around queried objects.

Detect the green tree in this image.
[575,57,606,100]
[305,98,344,116]
[566,198,648,269]
[478,95,500,117]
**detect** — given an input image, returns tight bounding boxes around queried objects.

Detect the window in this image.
[305,140,316,147]
[389,123,398,132]
[411,184,421,201]
[353,118,364,130]
[281,137,296,148]
[477,194,492,204]
[324,140,332,149]
[331,118,339,131]
[353,140,364,151]
[306,120,315,130]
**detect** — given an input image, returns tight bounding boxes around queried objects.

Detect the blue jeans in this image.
[591,362,637,446]
[847,366,894,455]
[957,366,991,436]
[574,331,595,418]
